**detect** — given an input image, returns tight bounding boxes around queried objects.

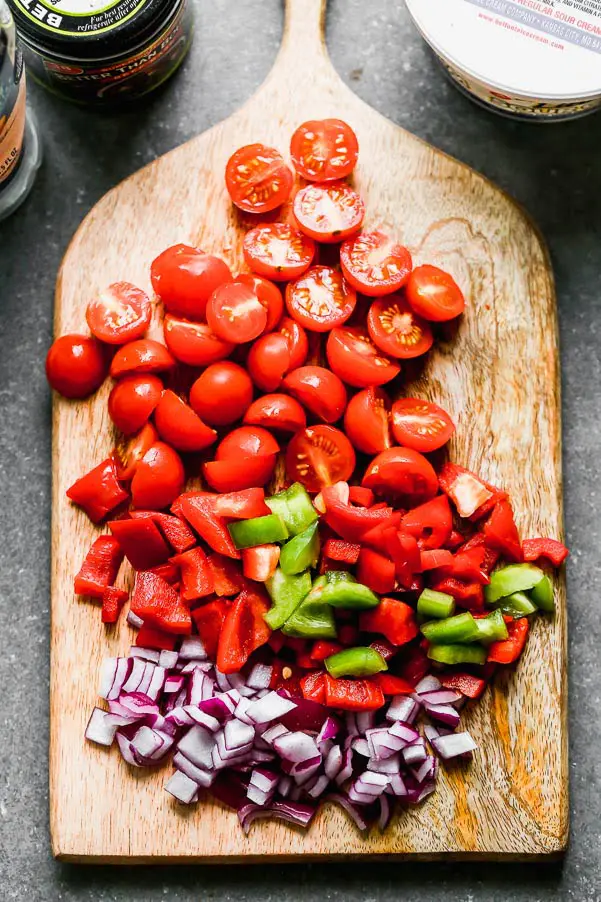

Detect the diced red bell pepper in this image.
[324,498,395,544]
[445,529,467,550]
[522,537,569,567]
[268,631,285,653]
[131,571,192,634]
[436,547,490,585]
[369,637,397,662]
[487,617,529,664]
[458,532,500,575]
[348,486,374,508]
[360,597,419,646]
[67,458,129,524]
[175,492,240,559]
[439,462,507,520]
[242,544,280,582]
[397,644,430,686]
[323,538,361,565]
[130,510,196,553]
[406,575,424,595]
[283,636,308,655]
[212,488,271,520]
[297,652,317,669]
[430,575,484,610]
[216,585,271,674]
[101,586,128,624]
[440,671,487,699]
[420,549,454,571]
[483,501,523,562]
[373,673,414,695]
[135,622,178,651]
[357,547,396,594]
[400,495,452,551]
[319,557,351,574]
[311,640,344,662]
[382,529,421,587]
[206,553,245,596]
[360,512,402,549]
[300,671,327,704]
[108,517,171,571]
[338,624,360,646]
[74,535,124,597]
[171,547,214,602]
[148,561,180,584]
[324,676,385,711]
[191,599,228,659]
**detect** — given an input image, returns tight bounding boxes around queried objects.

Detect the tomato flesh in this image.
[189,362,253,427]
[344,387,392,455]
[277,317,309,370]
[163,315,234,366]
[289,119,359,182]
[286,425,355,493]
[362,447,438,507]
[293,182,364,243]
[282,365,347,424]
[107,374,163,435]
[391,397,455,452]
[86,282,152,345]
[234,273,283,332]
[113,423,158,481]
[225,144,293,213]
[154,390,218,452]
[243,223,315,282]
[406,264,465,322]
[285,265,356,333]
[243,393,306,433]
[340,231,412,296]
[206,282,267,344]
[151,244,233,321]
[247,333,291,393]
[367,294,434,359]
[46,334,107,399]
[326,326,400,388]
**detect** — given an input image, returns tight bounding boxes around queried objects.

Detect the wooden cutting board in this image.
[49,0,568,861]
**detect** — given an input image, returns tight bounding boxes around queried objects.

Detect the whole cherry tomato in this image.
[46,334,107,399]
[108,374,163,435]
[217,426,279,460]
[243,394,306,434]
[189,362,253,426]
[131,442,185,510]
[151,244,233,320]
[282,365,347,424]
[247,333,291,392]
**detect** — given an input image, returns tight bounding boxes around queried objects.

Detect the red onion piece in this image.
[85,708,117,747]
[431,731,477,760]
[165,770,199,804]
[325,793,368,830]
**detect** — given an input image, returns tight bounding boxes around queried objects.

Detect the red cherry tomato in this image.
[112,423,159,481]
[189,361,253,426]
[293,182,365,243]
[225,143,294,214]
[234,273,283,332]
[285,265,356,333]
[340,231,412,296]
[406,264,465,322]
[326,326,401,387]
[131,442,185,510]
[367,294,434,359]
[391,397,455,452]
[290,119,359,182]
[282,366,347,424]
[248,333,291,392]
[109,339,175,379]
[154,389,218,452]
[46,333,107,399]
[362,447,438,506]
[286,425,356,493]
[203,454,277,492]
[206,282,267,344]
[86,282,152,345]
[243,223,315,282]
[217,426,279,460]
[277,317,309,370]
[243,393,306,434]
[151,244,233,320]
[107,374,163,435]
[163,315,234,366]
[344,387,392,455]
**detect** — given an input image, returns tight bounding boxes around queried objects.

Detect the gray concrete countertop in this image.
[1,1,600,899]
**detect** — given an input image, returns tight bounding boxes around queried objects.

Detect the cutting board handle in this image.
[269,0,334,85]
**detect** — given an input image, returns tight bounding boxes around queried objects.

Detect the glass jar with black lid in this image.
[8,0,193,106]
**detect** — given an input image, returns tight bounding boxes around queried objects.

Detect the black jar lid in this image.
[9,0,178,61]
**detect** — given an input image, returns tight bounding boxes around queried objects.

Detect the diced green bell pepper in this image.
[427,643,487,665]
[421,612,479,645]
[417,588,455,620]
[281,577,337,639]
[279,522,320,575]
[498,591,538,618]
[325,570,356,585]
[530,574,555,612]
[229,514,289,549]
[325,646,388,679]
[319,580,379,610]
[472,609,509,644]
[264,568,312,630]
[265,483,318,537]
[485,563,545,603]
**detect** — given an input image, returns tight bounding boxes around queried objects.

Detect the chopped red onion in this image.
[172,752,215,787]
[278,774,292,797]
[351,737,370,757]
[115,731,140,767]
[182,706,221,732]
[431,731,477,760]
[386,695,419,724]
[408,780,436,804]
[353,770,389,797]
[402,741,427,766]
[356,711,376,734]
[345,712,359,737]
[378,793,392,831]
[246,663,273,690]
[424,703,461,729]
[365,727,404,760]
[261,723,289,746]
[324,745,343,780]
[223,718,255,752]
[246,691,297,725]
[165,770,199,804]
[367,753,401,775]
[159,649,179,670]
[274,731,319,764]
[317,716,339,744]
[387,773,408,796]
[126,611,144,630]
[164,675,185,695]
[188,669,213,706]
[411,755,436,785]
[388,721,420,745]
[335,748,353,785]
[129,647,160,664]
[85,708,117,747]
[117,692,158,717]
[237,801,315,835]
[423,723,440,744]
[414,675,441,695]
[307,774,330,799]
[177,725,216,769]
[420,689,462,707]
[147,666,167,701]
[325,793,368,830]
[179,636,207,661]
[279,696,328,732]
[348,785,378,805]
[121,658,146,694]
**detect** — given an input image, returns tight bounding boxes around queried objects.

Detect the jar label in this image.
[0,75,25,184]
[12,0,149,36]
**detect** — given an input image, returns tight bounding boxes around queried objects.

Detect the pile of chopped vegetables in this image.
[46,118,568,834]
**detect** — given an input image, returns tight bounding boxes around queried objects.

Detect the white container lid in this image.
[405,0,601,100]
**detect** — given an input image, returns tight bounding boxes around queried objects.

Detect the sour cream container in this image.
[405,0,601,120]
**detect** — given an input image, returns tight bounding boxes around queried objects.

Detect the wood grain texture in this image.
[50,0,568,862]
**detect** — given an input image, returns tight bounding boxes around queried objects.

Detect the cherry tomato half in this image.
[277,317,309,370]
[217,426,280,460]
[243,223,315,282]
[344,387,392,455]
[113,423,159,481]
[293,182,365,243]
[109,339,176,379]
[391,397,455,453]
[154,389,218,452]
[362,447,438,507]
[367,294,433,359]
[406,264,465,322]
[225,143,293,214]
[247,333,291,392]
[46,334,107,399]
[285,265,356,333]
[282,365,347,424]
[286,425,356,494]
[243,393,306,434]
[163,315,234,366]
[340,231,413,296]
[108,374,163,435]
[290,119,359,182]
[235,273,283,332]
[326,326,401,388]
[151,244,233,321]
[206,282,267,344]
[86,282,152,345]
[203,454,277,493]
[189,362,253,427]
[131,441,185,510]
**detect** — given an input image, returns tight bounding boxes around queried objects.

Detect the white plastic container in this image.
[405,0,601,120]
